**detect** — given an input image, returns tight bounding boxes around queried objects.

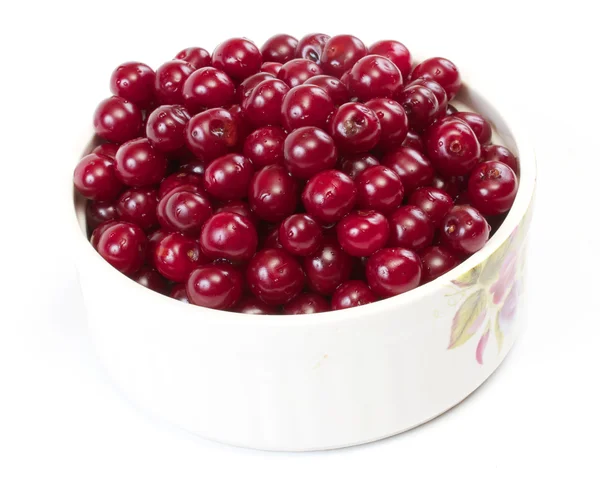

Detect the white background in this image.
[1,0,599,482]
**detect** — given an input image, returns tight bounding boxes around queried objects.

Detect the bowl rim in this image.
[69,77,536,328]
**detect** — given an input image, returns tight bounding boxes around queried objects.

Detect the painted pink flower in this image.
[476,328,490,365]
[489,250,518,304]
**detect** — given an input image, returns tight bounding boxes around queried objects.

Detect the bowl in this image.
[70,65,536,451]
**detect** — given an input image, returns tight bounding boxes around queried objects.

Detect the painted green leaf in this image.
[452,265,482,288]
[494,311,504,353]
[478,239,511,286]
[448,289,488,349]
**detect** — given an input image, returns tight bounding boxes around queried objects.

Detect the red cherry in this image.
[281,84,335,132]
[185,108,239,161]
[348,55,403,101]
[260,34,298,63]
[337,210,390,257]
[382,146,435,195]
[86,200,117,230]
[453,112,492,145]
[74,153,123,201]
[364,98,408,150]
[186,263,243,309]
[331,280,377,310]
[92,143,119,160]
[279,213,323,256]
[214,200,258,225]
[154,60,195,105]
[157,189,212,234]
[249,165,299,223]
[283,293,330,314]
[145,105,191,153]
[440,205,490,255]
[419,246,461,283]
[321,35,367,78]
[247,249,305,305]
[304,236,353,295]
[131,266,168,293]
[153,232,206,282]
[116,188,159,231]
[366,248,422,297]
[93,96,142,143]
[182,67,236,114]
[481,144,519,173]
[388,205,435,251]
[411,57,461,100]
[114,138,167,187]
[368,40,412,79]
[110,62,155,108]
[337,153,380,180]
[329,102,381,153]
[235,296,278,314]
[170,283,189,303]
[304,75,350,105]
[200,212,258,262]
[284,127,337,179]
[302,169,357,223]
[261,62,282,76]
[467,161,518,215]
[425,118,481,176]
[204,153,254,201]
[158,172,204,199]
[355,165,404,214]
[295,33,330,63]
[175,47,211,70]
[236,72,275,103]
[243,126,286,167]
[277,59,323,88]
[241,78,290,127]
[96,222,147,275]
[408,187,454,227]
[211,38,262,81]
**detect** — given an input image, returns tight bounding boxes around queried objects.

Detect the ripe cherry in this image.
[283,293,330,314]
[175,47,211,70]
[204,153,254,201]
[93,96,142,143]
[348,55,403,101]
[185,107,239,161]
[211,38,262,81]
[277,59,323,88]
[331,280,377,310]
[131,266,168,293]
[261,62,282,76]
[241,78,290,127]
[110,62,155,108]
[186,263,243,309]
[366,247,422,297]
[396,84,439,132]
[453,112,492,145]
[387,205,434,251]
[247,249,305,305]
[153,232,206,282]
[182,67,236,114]
[408,186,454,227]
[200,212,258,262]
[145,105,191,153]
[235,296,278,314]
[279,213,323,256]
[295,33,330,63]
[364,98,408,149]
[419,246,460,283]
[355,165,404,214]
[115,138,168,187]
[158,172,204,199]
[368,40,412,79]
[440,205,490,255]
[86,200,117,229]
[284,126,337,179]
[481,144,519,173]
[381,146,434,195]
[243,126,286,167]
[154,60,195,105]
[302,169,357,223]
[116,188,159,231]
[249,165,299,222]
[281,84,334,132]
[304,75,350,105]
[96,222,147,275]
[411,57,461,100]
[261,34,298,63]
[425,118,481,176]
[74,153,123,201]
[467,161,518,215]
[338,153,380,179]
[321,35,367,78]
[304,237,353,295]
[336,210,390,256]
[329,102,381,153]
[157,188,212,234]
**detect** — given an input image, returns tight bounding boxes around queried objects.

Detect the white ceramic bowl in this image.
[71,72,536,451]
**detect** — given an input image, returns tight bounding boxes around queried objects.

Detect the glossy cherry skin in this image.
[366,247,421,297]
[235,296,277,314]
[368,40,412,79]
[396,84,439,132]
[337,210,389,256]
[204,153,254,201]
[132,266,168,293]
[467,161,518,215]
[302,169,357,223]
[74,154,123,201]
[331,280,377,310]
[304,237,353,295]
[304,75,350,106]
[348,55,403,101]
[116,188,158,231]
[295,33,330,63]
[321,35,367,78]
[214,200,258,225]
[90,220,120,249]
[241,78,290,127]
[236,72,275,103]
[96,222,147,275]
[329,102,381,153]
[92,143,119,160]
[283,293,330,314]
[157,189,212,234]
[284,126,337,179]
[154,60,194,105]
[211,38,262,81]
[446,104,458,115]
[440,205,490,255]
[247,249,305,305]
[186,263,243,309]
[170,283,189,303]
[453,112,492,145]
[182,67,235,114]
[145,105,191,153]
[355,165,404,215]
[381,146,434,195]
[261,34,298,63]
[153,232,205,282]
[200,212,258,262]
[249,165,299,223]
[281,84,335,132]
[110,62,155,108]
[243,126,286,167]
[279,213,323,256]
[388,205,434,251]
[175,47,211,70]
[408,186,454,227]
[185,108,239,161]
[277,59,323,88]
[158,172,204,199]
[365,98,408,149]
[402,131,423,151]
[411,57,461,100]
[431,174,464,199]
[338,153,380,179]
[227,104,251,141]
[419,246,460,283]
[86,200,117,229]
[93,96,142,143]
[426,118,481,176]
[261,62,282,76]
[408,78,448,118]
[261,225,284,250]
[114,138,167,187]
[481,144,519,173]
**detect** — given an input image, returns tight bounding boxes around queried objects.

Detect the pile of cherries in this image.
[74,34,519,315]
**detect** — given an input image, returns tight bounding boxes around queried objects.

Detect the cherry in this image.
[283,126,337,179]
[364,98,408,149]
[236,72,275,103]
[381,146,434,195]
[185,107,239,161]
[388,205,434,251]
[154,60,194,105]
[93,96,142,143]
[110,62,155,108]
[281,84,335,131]
[348,55,403,101]
[261,34,298,63]
[153,232,205,282]
[92,143,119,160]
[283,293,330,314]
[425,118,481,176]
[366,247,421,297]
[321,35,367,78]
[175,47,211,70]
[277,59,323,88]
[157,188,212,234]
[243,126,286,167]
[131,266,168,293]
[241,78,290,127]
[114,138,167,187]
[431,174,464,198]
[249,165,299,223]
[203,153,254,201]
[145,105,191,153]
[116,188,158,231]
[158,172,204,199]
[235,296,277,314]
[227,104,251,141]
[402,131,423,151]
[337,210,389,256]
[186,263,243,309]
[279,213,323,256]
[262,225,284,250]
[419,246,461,283]
[96,222,147,275]
[302,169,357,223]
[215,200,258,225]
[408,78,448,117]
[147,228,169,261]
[90,220,119,249]
[396,84,439,132]
[329,102,381,153]
[247,248,305,304]
[411,57,461,100]
[295,33,330,63]
[481,144,519,173]
[331,280,377,310]
[467,161,518,215]
[338,153,380,179]
[304,75,350,107]
[170,283,189,303]
[453,112,492,145]
[200,212,258,262]
[74,153,123,201]
[355,165,404,214]
[304,236,352,295]
[408,186,454,227]
[368,40,412,79]
[182,67,236,114]
[211,38,262,81]
[440,205,490,255]
[86,200,117,229]
[261,62,282,75]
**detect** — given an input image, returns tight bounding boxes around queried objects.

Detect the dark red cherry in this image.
[364,98,408,149]
[388,205,435,251]
[90,220,120,249]
[329,102,381,153]
[177,158,207,177]
[261,34,298,63]
[408,186,454,227]
[186,263,243,309]
[96,222,147,275]
[396,84,439,132]
[110,62,155,108]
[182,67,236,114]
[348,55,403,101]
[74,153,124,201]
[295,33,330,63]
[241,78,290,127]
[331,280,377,310]
[247,248,305,305]
[453,112,492,145]
[236,72,275,103]
[175,47,211,70]
[249,165,299,223]
[425,118,481,176]
[336,210,390,256]
[431,174,464,199]
[355,165,404,214]
[214,200,258,225]
[115,138,167,187]
[281,84,335,131]
[467,161,518,215]
[235,296,278,314]
[283,293,330,314]
[321,35,367,78]
[92,143,119,160]
[440,205,490,255]
[200,212,258,262]
[93,96,142,143]
[153,232,206,282]
[304,237,353,295]
[131,266,168,293]
[381,146,434,195]
[337,153,379,179]
[204,153,254,201]
[261,62,282,76]
[243,126,286,167]
[368,40,412,79]
[154,60,194,105]
[262,225,284,250]
[185,107,239,161]
[366,247,421,297]
[211,38,262,81]
[411,57,461,100]
[481,144,519,173]
[304,75,350,105]
[116,188,158,231]
[158,172,204,199]
[228,104,251,141]
[402,131,423,151]
[145,104,191,153]
[302,169,357,223]
[277,59,323,88]
[86,200,117,230]
[279,213,323,256]
[284,126,337,179]
[157,188,212,234]
[170,283,189,303]
[419,246,461,283]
